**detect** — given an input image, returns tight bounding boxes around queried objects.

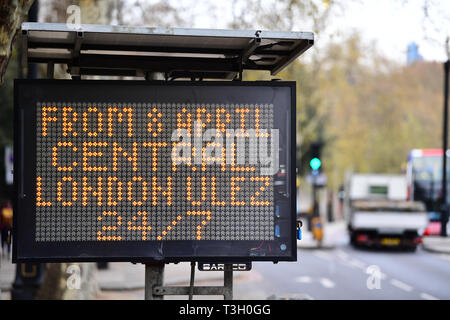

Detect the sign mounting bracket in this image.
[146,262,233,300]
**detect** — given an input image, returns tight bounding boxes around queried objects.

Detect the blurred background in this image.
[1,0,450,300]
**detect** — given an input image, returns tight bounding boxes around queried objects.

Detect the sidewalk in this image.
[1,259,233,299]
[97,262,235,291]
[297,219,348,250]
[0,255,15,300]
[422,236,450,254]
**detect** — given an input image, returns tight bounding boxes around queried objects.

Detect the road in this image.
[233,244,450,300]
[94,237,450,300]
[92,232,450,300]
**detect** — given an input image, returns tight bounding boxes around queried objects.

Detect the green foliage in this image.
[248,32,444,189]
[318,35,444,188]
[234,1,446,190]
[280,61,327,175]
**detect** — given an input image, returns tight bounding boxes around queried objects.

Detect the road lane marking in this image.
[312,251,334,261]
[438,254,450,261]
[348,258,367,270]
[316,249,386,282]
[420,292,439,300]
[335,249,349,261]
[294,276,336,289]
[319,278,336,289]
[390,279,413,292]
[295,276,313,284]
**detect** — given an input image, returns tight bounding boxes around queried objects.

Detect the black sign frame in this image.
[13,80,296,263]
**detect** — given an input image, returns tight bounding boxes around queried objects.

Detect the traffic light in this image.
[310,142,322,172]
[310,157,321,171]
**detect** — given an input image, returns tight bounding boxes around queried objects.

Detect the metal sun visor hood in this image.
[21,22,314,79]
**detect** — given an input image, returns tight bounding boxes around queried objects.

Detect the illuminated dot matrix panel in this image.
[35,102,274,242]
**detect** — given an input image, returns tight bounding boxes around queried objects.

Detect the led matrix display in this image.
[35,102,274,242]
[14,81,295,262]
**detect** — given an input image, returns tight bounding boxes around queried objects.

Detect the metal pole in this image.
[223,264,233,300]
[327,190,333,222]
[312,176,318,218]
[307,175,317,231]
[144,263,165,300]
[188,261,195,300]
[442,59,450,237]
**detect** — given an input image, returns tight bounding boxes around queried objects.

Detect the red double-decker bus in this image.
[406,149,449,235]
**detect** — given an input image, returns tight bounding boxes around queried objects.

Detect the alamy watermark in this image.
[366,265,382,290]
[171,121,279,175]
[66,5,81,30]
[66,264,82,290]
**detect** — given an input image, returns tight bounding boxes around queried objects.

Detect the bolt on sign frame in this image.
[14,23,313,263]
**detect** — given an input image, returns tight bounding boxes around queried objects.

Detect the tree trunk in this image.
[0,0,34,83]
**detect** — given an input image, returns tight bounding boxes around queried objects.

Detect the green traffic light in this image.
[310,157,322,170]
